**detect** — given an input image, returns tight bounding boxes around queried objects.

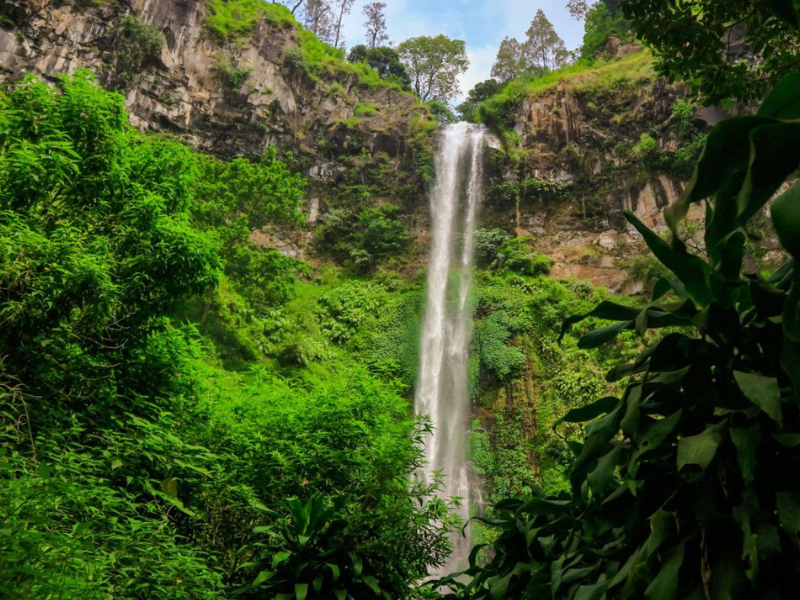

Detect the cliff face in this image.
[482,52,721,293]
[0,0,424,164]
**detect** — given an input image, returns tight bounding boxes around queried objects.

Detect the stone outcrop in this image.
[483,56,717,293]
[0,0,424,162]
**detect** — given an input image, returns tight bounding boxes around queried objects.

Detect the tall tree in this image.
[566,0,593,20]
[301,0,334,43]
[491,37,527,83]
[525,9,569,71]
[332,0,356,49]
[363,2,389,48]
[397,35,469,104]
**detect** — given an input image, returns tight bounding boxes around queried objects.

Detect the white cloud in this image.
[456,44,497,104]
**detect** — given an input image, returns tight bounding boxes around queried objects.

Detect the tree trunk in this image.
[334,2,345,48]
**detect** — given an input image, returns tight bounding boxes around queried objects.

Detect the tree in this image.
[491,37,527,83]
[457,79,505,122]
[363,1,389,48]
[397,35,469,104]
[621,0,800,103]
[275,0,305,15]
[348,45,412,89]
[331,0,355,48]
[566,0,592,20]
[525,9,569,71]
[580,1,631,58]
[301,0,334,43]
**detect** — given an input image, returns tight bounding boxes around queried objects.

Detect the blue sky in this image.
[339,0,586,101]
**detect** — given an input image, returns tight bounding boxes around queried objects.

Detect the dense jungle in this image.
[2,0,800,598]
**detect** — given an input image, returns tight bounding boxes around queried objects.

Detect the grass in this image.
[206,0,297,43]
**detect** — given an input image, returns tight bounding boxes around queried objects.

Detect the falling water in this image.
[415,122,485,572]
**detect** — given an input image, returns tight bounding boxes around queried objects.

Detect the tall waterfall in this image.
[415,122,485,571]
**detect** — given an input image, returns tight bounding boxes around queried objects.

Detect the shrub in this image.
[630,132,657,160]
[478,311,526,382]
[109,15,163,91]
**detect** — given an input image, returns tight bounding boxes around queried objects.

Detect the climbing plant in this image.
[436,67,800,600]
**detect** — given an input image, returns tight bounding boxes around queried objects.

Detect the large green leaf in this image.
[588,444,623,496]
[625,211,714,306]
[644,544,684,600]
[295,583,309,600]
[734,371,783,424]
[578,321,633,349]
[574,579,609,600]
[571,405,623,489]
[635,410,683,458]
[559,301,642,342]
[771,181,800,259]
[362,576,381,595]
[555,396,621,426]
[677,423,725,471]
[777,492,800,534]
[736,123,800,225]
[758,70,800,119]
[667,117,775,233]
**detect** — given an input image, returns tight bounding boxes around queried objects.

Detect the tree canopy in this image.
[526,9,570,71]
[397,35,470,104]
[348,44,412,89]
[491,37,528,84]
[363,1,389,48]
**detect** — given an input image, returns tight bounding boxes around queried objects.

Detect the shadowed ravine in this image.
[415,122,486,573]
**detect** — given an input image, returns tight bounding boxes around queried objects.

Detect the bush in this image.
[474,229,553,276]
[0,71,221,596]
[630,132,657,160]
[478,311,526,382]
[109,15,163,91]
[317,204,409,271]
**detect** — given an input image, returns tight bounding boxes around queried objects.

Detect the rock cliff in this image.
[0,0,427,166]
[480,52,718,293]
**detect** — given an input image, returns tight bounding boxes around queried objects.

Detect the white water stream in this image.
[415,122,485,572]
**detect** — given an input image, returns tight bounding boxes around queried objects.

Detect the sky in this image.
[338,0,586,103]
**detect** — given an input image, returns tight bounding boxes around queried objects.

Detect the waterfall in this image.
[415,122,485,572]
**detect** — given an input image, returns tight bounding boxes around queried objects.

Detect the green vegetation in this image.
[206,0,297,43]
[621,0,800,103]
[317,204,410,271]
[0,72,449,598]
[579,1,631,58]
[436,67,800,600]
[477,51,655,132]
[397,35,470,104]
[347,45,412,90]
[214,54,253,93]
[109,15,163,91]
[5,2,800,599]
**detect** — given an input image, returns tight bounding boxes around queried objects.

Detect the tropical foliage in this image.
[0,71,450,599]
[435,68,800,600]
